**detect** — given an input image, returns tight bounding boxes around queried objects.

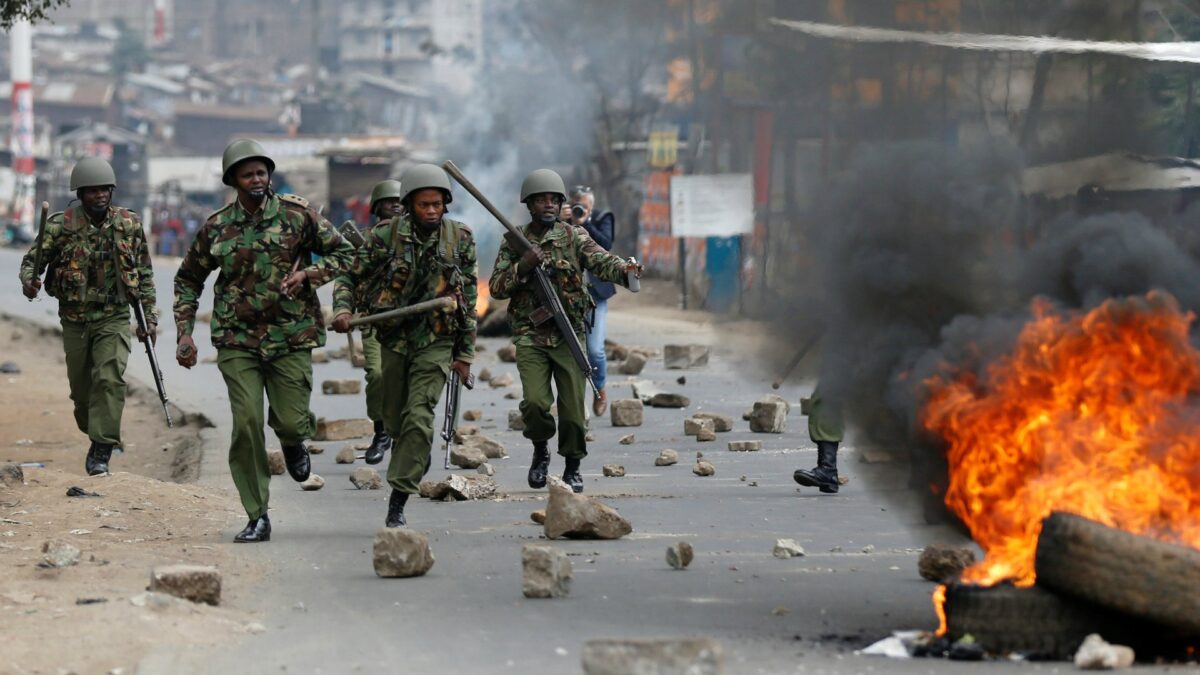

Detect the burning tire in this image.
[1035,511,1200,635]
[943,582,1135,659]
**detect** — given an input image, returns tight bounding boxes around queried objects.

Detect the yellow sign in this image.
[649,128,679,168]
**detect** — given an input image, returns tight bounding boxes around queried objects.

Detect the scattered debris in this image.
[149,565,222,605]
[41,540,81,568]
[692,412,733,432]
[450,444,488,469]
[497,344,517,362]
[300,474,325,491]
[531,509,547,525]
[838,475,850,485]
[0,464,24,488]
[654,449,679,466]
[508,409,526,431]
[861,545,875,554]
[335,446,357,464]
[307,445,325,455]
[602,465,626,477]
[65,486,101,498]
[373,528,435,578]
[618,434,635,445]
[311,351,329,364]
[314,418,373,441]
[676,376,687,385]
[666,541,694,570]
[630,379,663,402]
[419,474,497,501]
[618,352,647,375]
[683,418,714,437]
[522,544,573,598]
[585,431,596,442]
[454,425,481,443]
[693,461,715,477]
[861,633,913,659]
[772,606,791,617]
[489,373,514,388]
[349,468,384,490]
[918,544,977,582]
[75,597,107,605]
[476,463,495,477]
[321,379,361,395]
[505,391,520,400]
[582,638,723,675]
[727,440,762,452]
[773,539,805,559]
[460,434,508,459]
[477,367,493,382]
[749,398,787,433]
[696,426,716,442]
[0,361,22,374]
[266,449,287,476]
[663,345,710,370]
[610,399,644,427]
[649,392,690,409]
[463,409,483,421]
[1074,634,1135,670]
[544,479,632,540]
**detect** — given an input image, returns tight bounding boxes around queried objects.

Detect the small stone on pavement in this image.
[773,538,805,559]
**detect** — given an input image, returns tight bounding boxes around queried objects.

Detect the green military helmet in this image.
[221,139,275,186]
[370,179,403,211]
[399,164,453,204]
[520,169,567,204]
[69,157,117,190]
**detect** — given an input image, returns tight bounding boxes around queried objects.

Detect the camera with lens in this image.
[570,203,587,220]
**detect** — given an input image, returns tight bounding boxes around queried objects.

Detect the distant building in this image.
[174,0,319,75]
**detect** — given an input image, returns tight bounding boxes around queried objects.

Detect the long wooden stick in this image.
[347,296,456,327]
[772,328,825,389]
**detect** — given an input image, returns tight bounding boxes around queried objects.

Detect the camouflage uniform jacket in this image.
[490,220,628,348]
[331,219,390,339]
[173,193,354,359]
[333,214,477,363]
[19,205,158,324]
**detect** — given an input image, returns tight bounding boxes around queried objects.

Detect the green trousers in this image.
[361,332,384,423]
[808,390,845,443]
[516,341,587,460]
[381,338,452,494]
[217,348,316,519]
[61,313,131,445]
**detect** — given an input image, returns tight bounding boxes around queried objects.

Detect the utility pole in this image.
[9,19,36,237]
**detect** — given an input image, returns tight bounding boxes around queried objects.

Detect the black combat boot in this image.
[86,442,114,476]
[793,441,840,494]
[562,456,584,494]
[385,490,408,528]
[365,420,392,465]
[233,514,271,543]
[281,443,311,482]
[527,441,551,489]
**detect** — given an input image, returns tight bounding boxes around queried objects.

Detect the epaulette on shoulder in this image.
[205,203,234,223]
[278,193,310,209]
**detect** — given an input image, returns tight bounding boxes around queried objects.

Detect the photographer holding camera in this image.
[563,186,616,416]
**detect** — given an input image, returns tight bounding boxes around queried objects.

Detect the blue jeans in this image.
[585,299,608,392]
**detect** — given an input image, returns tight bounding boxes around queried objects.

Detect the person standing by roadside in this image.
[565,185,616,416]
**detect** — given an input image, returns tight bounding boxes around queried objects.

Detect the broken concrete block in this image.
[759,393,791,412]
[692,412,734,433]
[314,417,373,441]
[418,480,441,499]
[918,544,977,582]
[663,344,710,370]
[696,426,716,442]
[41,540,80,568]
[654,449,679,466]
[773,538,805,558]
[727,440,762,452]
[544,481,632,540]
[462,409,483,421]
[373,529,435,578]
[266,449,286,476]
[610,399,644,427]
[349,467,383,490]
[582,639,723,675]
[300,474,325,491]
[334,446,357,464]
[618,434,635,445]
[149,565,222,605]
[476,463,495,477]
[1074,634,1135,670]
[450,444,488,469]
[666,541,694,570]
[0,463,24,488]
[649,392,690,409]
[321,379,361,395]
[307,445,325,455]
[602,465,626,477]
[684,418,715,437]
[693,461,715,477]
[477,367,493,382]
[497,344,517,362]
[531,509,547,525]
[311,350,329,364]
[606,340,630,361]
[447,474,497,500]
[630,379,663,403]
[522,544,573,599]
[508,409,526,431]
[489,373,514,388]
[461,434,507,459]
[749,400,787,433]
[454,425,480,443]
[618,352,647,375]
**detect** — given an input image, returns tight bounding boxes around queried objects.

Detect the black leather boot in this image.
[562,456,584,494]
[86,442,114,476]
[364,420,392,465]
[385,490,408,528]
[281,444,311,482]
[794,441,840,493]
[233,514,271,543]
[527,441,551,489]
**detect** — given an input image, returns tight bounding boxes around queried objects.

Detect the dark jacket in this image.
[582,210,616,301]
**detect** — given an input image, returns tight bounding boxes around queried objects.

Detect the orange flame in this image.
[476,279,491,317]
[922,291,1200,588]
[932,584,948,636]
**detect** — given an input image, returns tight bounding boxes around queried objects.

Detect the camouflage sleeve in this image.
[131,216,159,325]
[18,214,64,285]
[454,230,478,364]
[577,228,630,285]
[304,211,354,286]
[331,227,385,317]
[488,235,525,300]
[173,222,217,339]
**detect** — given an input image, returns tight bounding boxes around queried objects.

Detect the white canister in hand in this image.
[625,257,641,293]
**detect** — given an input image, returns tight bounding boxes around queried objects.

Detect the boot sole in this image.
[364,454,385,465]
[233,534,270,543]
[794,474,839,493]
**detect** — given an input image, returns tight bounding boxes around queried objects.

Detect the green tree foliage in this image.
[1,0,70,30]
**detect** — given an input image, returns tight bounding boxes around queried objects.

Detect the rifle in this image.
[441,160,599,395]
[27,201,50,299]
[132,301,173,428]
[441,370,476,469]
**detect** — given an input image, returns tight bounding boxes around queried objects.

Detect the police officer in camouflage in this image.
[333,179,403,464]
[19,157,158,477]
[173,139,354,543]
[793,388,845,493]
[332,164,477,528]
[490,169,638,493]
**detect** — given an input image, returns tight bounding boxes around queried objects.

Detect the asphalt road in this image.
[0,248,1077,675]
